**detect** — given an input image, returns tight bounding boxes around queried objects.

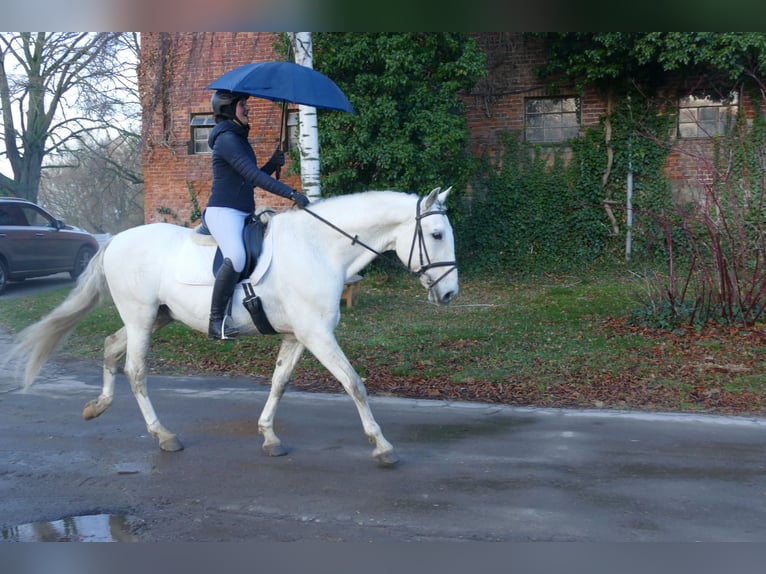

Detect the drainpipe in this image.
[625,91,633,262]
[626,164,633,261]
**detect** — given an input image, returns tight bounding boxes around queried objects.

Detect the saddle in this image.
[196,210,277,335]
[197,212,270,282]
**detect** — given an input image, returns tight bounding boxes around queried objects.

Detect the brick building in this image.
[463,33,757,204]
[139,32,299,225]
[139,32,757,224]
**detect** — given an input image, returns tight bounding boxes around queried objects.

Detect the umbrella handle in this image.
[275,101,288,180]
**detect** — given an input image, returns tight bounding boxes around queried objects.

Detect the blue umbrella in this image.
[206,61,355,114]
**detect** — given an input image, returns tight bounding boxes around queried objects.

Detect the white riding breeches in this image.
[204,206,248,272]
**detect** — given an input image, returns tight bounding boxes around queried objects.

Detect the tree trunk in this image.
[289,32,322,200]
[0,32,133,204]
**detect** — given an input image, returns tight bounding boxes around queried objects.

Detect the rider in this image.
[205,89,310,340]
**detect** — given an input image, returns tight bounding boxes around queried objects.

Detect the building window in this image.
[190,114,216,154]
[678,93,738,138]
[525,97,580,143]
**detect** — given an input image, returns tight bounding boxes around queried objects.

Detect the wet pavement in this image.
[0,272,75,300]
[1,328,766,542]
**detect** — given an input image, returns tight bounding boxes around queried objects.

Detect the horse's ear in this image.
[422,187,442,211]
[438,186,452,205]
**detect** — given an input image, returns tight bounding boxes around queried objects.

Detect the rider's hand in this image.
[268,149,286,167]
[290,191,310,209]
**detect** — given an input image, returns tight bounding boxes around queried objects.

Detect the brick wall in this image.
[462,33,607,160]
[461,33,766,205]
[139,32,299,225]
[139,33,763,221]
[665,89,760,204]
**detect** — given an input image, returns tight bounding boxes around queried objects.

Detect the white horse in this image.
[10,187,458,466]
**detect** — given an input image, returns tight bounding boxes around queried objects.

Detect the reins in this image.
[302,206,383,260]
[302,197,457,293]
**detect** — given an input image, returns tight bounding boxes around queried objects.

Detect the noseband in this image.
[407,196,458,293]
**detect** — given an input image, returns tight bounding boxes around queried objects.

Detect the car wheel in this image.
[0,259,8,295]
[70,246,96,280]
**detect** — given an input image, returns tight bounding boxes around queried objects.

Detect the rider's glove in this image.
[290,190,310,209]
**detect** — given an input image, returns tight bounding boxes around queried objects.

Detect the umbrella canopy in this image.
[206,61,355,114]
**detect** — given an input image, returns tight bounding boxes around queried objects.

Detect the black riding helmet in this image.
[211,90,249,121]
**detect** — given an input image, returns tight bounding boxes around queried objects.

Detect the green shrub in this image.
[456,132,613,274]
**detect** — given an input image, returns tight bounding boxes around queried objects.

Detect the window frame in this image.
[189,114,216,154]
[677,93,739,139]
[524,96,580,144]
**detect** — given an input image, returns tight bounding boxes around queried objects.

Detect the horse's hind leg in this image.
[82,309,173,423]
[122,316,182,452]
[82,326,127,420]
[123,309,181,451]
[258,335,305,457]
[83,306,180,452]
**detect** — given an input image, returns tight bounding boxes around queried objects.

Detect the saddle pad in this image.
[175,231,273,286]
[190,229,217,246]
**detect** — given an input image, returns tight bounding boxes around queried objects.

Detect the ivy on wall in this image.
[456,89,675,275]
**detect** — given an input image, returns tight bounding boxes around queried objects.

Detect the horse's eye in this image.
[432,232,443,240]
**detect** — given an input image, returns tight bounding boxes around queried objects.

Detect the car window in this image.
[0,206,12,225]
[0,204,28,226]
[20,205,55,228]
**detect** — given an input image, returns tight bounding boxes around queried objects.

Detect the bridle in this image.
[406,196,458,292]
[302,196,458,295]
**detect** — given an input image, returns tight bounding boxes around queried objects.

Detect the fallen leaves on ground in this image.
[286,318,766,417]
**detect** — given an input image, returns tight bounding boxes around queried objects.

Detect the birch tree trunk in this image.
[289,32,321,200]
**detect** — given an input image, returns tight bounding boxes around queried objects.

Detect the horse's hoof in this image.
[159,435,184,452]
[82,403,97,421]
[263,443,288,457]
[375,450,400,468]
[82,400,106,420]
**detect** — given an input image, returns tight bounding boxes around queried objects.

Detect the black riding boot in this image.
[208,258,240,340]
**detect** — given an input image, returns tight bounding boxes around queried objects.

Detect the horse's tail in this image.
[10,243,111,389]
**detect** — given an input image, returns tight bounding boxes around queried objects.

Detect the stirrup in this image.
[208,316,239,340]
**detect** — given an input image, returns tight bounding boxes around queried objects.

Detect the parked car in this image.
[0,197,100,294]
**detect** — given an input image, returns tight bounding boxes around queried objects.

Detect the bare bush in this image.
[644,103,766,328]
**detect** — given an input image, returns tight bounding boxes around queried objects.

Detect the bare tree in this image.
[0,32,140,203]
[39,133,143,234]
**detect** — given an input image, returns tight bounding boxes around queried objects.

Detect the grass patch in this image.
[1,269,764,415]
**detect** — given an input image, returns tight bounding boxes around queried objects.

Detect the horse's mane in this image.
[311,190,414,208]
[304,190,424,217]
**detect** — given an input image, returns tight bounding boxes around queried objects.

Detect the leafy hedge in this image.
[456,132,613,274]
[455,88,677,276]
[312,33,485,197]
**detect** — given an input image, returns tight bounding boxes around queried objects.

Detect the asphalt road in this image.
[0,272,75,300]
[1,322,765,542]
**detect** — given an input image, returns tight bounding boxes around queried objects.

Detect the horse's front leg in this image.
[258,335,305,457]
[303,331,398,467]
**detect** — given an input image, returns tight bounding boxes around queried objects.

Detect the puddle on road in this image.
[401,415,536,444]
[1,514,140,542]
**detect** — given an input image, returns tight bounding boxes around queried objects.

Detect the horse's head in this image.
[397,186,459,305]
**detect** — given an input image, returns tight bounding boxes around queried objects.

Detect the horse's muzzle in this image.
[438,288,458,305]
[422,266,459,305]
